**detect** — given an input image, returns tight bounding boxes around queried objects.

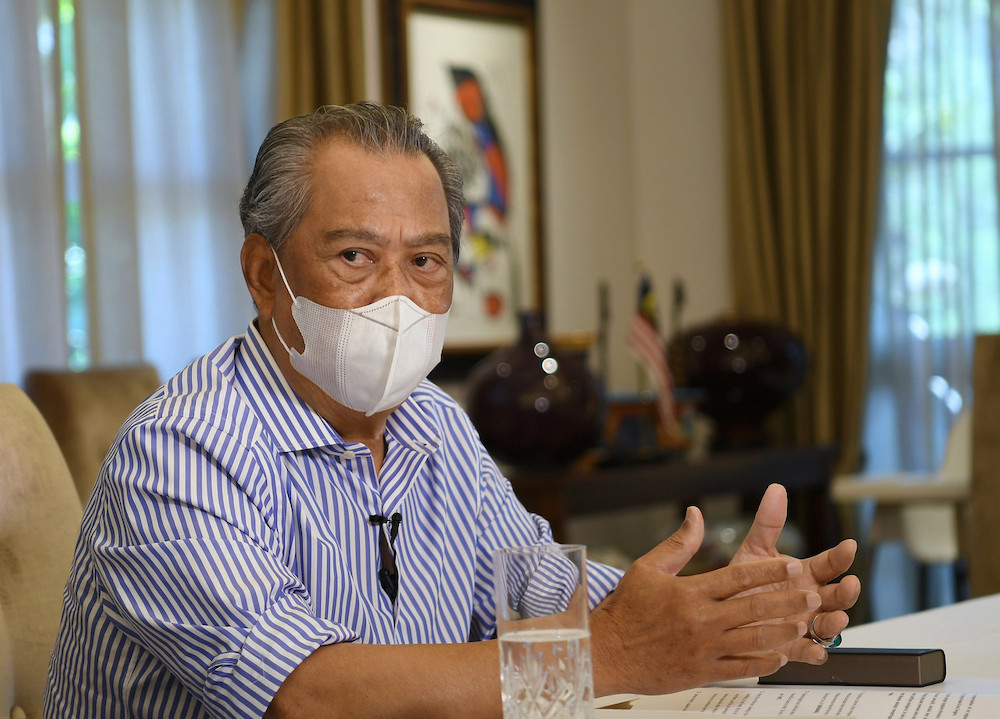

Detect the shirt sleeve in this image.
[466,452,624,641]
[88,409,353,718]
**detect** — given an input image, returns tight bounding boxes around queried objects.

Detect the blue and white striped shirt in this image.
[44,322,623,718]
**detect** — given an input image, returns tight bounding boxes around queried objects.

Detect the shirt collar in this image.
[385,390,444,457]
[237,321,443,457]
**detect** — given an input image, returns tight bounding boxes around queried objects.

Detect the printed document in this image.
[616,686,1000,718]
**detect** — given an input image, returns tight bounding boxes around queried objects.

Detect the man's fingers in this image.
[804,539,858,584]
[787,636,833,665]
[715,652,791,683]
[646,506,706,576]
[724,589,821,627]
[724,619,808,655]
[815,574,861,611]
[739,484,787,556]
[782,609,852,665]
[706,557,803,600]
[810,609,850,642]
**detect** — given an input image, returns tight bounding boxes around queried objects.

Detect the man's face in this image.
[272,140,454,345]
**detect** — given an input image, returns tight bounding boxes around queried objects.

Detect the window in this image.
[38,0,88,369]
[10,0,254,383]
[864,0,999,473]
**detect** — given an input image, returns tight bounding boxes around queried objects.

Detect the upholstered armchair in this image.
[24,364,160,503]
[832,410,971,614]
[0,384,83,718]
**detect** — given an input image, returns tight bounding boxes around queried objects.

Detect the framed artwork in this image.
[382,0,543,353]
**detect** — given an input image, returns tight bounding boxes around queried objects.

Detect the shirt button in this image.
[341,450,356,460]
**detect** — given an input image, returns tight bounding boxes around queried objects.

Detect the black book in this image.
[759,648,946,688]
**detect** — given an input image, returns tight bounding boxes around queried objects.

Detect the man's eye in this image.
[341,250,364,263]
[414,255,440,269]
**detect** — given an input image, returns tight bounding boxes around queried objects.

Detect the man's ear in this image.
[241,233,276,318]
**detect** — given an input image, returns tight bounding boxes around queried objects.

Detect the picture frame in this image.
[381,0,543,355]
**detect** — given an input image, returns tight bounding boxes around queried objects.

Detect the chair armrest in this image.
[832,472,969,503]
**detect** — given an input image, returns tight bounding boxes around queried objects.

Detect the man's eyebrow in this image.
[321,227,381,243]
[410,232,453,249]
[321,228,452,249]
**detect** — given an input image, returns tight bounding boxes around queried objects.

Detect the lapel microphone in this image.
[369,512,402,600]
[369,512,402,541]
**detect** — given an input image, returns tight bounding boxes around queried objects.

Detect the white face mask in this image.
[269,248,449,416]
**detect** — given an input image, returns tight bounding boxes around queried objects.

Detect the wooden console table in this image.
[508,445,841,558]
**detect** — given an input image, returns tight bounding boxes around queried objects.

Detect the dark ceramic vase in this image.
[466,312,604,467]
[667,320,807,449]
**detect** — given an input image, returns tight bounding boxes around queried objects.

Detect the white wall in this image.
[364,0,732,393]
[536,0,735,556]
[536,1,636,390]
[627,0,731,341]
[539,0,731,392]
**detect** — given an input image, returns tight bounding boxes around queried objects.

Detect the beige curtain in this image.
[722,0,892,471]
[274,0,366,120]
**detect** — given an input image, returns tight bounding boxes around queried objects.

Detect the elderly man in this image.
[44,103,859,718]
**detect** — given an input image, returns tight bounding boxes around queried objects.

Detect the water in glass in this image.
[499,627,594,719]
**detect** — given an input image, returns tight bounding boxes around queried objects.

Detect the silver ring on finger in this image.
[808,616,842,648]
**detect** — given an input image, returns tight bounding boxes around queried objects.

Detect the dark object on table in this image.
[759,647,946,687]
[668,319,807,449]
[465,311,604,468]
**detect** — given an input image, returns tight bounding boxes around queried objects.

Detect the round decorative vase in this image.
[465,312,604,468]
[667,319,807,449]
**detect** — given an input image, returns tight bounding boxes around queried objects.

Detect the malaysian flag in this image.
[626,274,679,436]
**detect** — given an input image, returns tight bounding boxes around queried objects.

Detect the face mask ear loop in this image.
[269,245,299,357]
[366,299,407,416]
[271,317,295,357]
[270,245,298,306]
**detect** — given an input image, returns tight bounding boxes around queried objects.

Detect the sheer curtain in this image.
[0,0,255,387]
[78,0,251,378]
[863,0,1000,474]
[0,1,68,383]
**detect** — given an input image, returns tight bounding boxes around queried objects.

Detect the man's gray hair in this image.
[239,102,464,259]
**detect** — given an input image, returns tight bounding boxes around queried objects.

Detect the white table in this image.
[838,591,1000,694]
[597,593,1000,716]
